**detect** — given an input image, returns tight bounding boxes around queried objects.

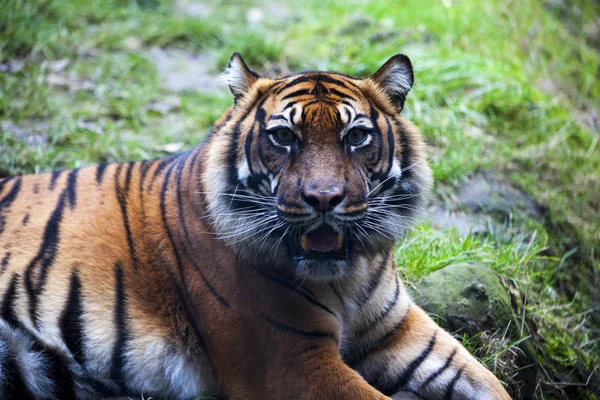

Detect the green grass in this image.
[1,0,599,398]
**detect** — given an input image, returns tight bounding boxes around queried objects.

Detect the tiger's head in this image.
[202,53,432,281]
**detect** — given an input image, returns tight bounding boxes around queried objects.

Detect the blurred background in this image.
[0,0,599,398]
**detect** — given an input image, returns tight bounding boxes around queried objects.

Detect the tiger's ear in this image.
[370,54,414,112]
[221,52,260,105]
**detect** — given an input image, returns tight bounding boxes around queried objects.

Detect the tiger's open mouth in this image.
[295,224,348,260]
[289,224,352,280]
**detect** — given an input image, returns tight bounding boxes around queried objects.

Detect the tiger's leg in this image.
[343,256,511,400]
[375,306,510,399]
[288,350,393,400]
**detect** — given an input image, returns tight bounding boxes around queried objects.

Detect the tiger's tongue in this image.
[306,225,338,253]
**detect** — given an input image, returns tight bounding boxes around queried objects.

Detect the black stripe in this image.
[24,169,77,326]
[343,107,353,125]
[0,177,22,235]
[397,120,414,178]
[254,267,337,318]
[340,99,354,109]
[227,96,269,193]
[33,183,40,194]
[289,107,297,124]
[356,274,400,338]
[356,252,390,305]
[333,107,342,125]
[139,160,150,192]
[168,270,216,372]
[385,116,395,176]
[49,170,63,190]
[244,126,255,176]
[1,350,35,399]
[96,163,108,185]
[262,314,338,342]
[59,269,86,365]
[346,304,411,368]
[444,367,464,400]
[314,74,362,90]
[115,164,139,270]
[124,161,135,193]
[22,213,30,225]
[110,262,129,390]
[148,153,181,191]
[275,74,361,95]
[66,168,79,209]
[420,348,457,390]
[283,101,297,111]
[328,87,357,102]
[382,333,437,395]
[281,88,312,100]
[174,157,229,307]
[227,125,241,189]
[1,273,20,327]
[369,103,384,168]
[0,176,15,195]
[28,338,77,399]
[314,80,329,96]
[329,282,344,307]
[0,252,10,274]
[188,147,202,175]
[268,115,288,122]
[269,268,317,298]
[275,76,315,93]
[160,161,201,318]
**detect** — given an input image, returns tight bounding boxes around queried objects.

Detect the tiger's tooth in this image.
[301,235,309,252]
[335,233,344,251]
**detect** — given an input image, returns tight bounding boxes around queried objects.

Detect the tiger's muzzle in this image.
[276,186,369,280]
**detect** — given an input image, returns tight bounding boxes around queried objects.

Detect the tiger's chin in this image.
[293,257,353,281]
[287,224,353,281]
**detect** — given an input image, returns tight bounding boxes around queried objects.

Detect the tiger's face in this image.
[203,53,432,281]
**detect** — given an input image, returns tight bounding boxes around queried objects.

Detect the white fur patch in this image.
[218,56,255,98]
[163,347,207,399]
[389,158,402,179]
[270,174,278,194]
[121,334,207,400]
[380,63,412,100]
[237,156,251,184]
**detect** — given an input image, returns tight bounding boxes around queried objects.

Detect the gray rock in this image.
[425,171,546,237]
[457,172,545,221]
[427,201,490,236]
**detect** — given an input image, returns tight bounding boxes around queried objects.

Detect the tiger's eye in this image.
[346,129,368,145]
[272,128,296,145]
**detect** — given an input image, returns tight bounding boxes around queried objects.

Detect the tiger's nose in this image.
[302,187,346,211]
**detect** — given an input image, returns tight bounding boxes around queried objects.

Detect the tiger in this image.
[0,52,511,400]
